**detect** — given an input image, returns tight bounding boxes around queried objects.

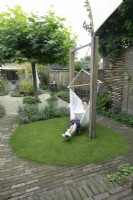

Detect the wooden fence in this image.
[103,50,125,108]
[49,69,104,92]
[103,46,133,114]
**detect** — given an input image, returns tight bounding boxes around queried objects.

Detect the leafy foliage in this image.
[23,96,41,104]
[74,61,83,72]
[0,104,5,117]
[0,6,77,95]
[18,104,41,124]
[38,65,50,87]
[56,91,69,102]
[75,56,91,72]
[97,92,133,128]
[0,5,77,66]
[0,90,9,96]
[0,74,8,96]
[11,90,22,97]
[84,0,133,56]
[18,96,69,124]
[97,92,112,113]
[11,83,43,97]
[47,94,58,102]
[18,80,34,95]
[107,164,133,183]
[83,0,94,36]
[99,108,133,128]
[42,102,69,119]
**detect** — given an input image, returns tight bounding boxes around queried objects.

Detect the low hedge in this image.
[56,91,69,102]
[0,104,5,118]
[23,96,41,104]
[18,101,69,124]
[97,92,133,128]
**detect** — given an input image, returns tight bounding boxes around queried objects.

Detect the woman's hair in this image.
[82,98,89,104]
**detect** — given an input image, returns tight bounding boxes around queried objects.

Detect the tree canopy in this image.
[84,0,133,56]
[75,56,91,71]
[0,6,76,95]
[0,6,76,65]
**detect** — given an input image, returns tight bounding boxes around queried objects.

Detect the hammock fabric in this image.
[68,69,102,126]
[69,89,90,126]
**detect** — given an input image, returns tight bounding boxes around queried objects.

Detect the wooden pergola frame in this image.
[68,83,90,88]
[69,37,99,139]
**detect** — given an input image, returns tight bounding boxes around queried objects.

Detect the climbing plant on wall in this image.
[84,0,133,56]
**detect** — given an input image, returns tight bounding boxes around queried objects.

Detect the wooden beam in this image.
[69,48,75,89]
[71,43,91,53]
[68,83,90,88]
[89,36,99,139]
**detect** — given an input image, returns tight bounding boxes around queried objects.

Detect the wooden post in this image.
[69,49,75,86]
[31,62,38,97]
[89,36,99,138]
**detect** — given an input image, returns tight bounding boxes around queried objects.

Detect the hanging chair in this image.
[68,69,102,126]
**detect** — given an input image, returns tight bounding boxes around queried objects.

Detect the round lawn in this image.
[10,117,130,165]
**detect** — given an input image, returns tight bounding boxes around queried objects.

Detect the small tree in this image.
[0,6,76,96]
[75,56,91,71]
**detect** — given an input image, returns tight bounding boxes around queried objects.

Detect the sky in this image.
[0,0,91,59]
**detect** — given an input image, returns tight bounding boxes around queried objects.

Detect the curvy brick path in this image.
[0,115,133,200]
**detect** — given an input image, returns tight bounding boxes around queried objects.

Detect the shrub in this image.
[101,108,133,127]
[0,77,7,92]
[96,91,112,113]
[42,106,58,118]
[0,104,5,117]
[11,90,22,97]
[30,112,47,122]
[40,84,49,90]
[107,164,133,183]
[0,90,9,96]
[18,90,69,124]
[56,91,69,102]
[23,96,41,104]
[42,100,69,119]
[18,99,69,124]
[18,104,39,124]
[18,80,34,95]
[47,95,58,102]
[59,107,70,116]
[11,87,43,97]
[33,111,47,121]
[0,77,8,96]
[18,115,29,124]
[38,65,50,86]
[97,92,133,128]
[46,93,58,107]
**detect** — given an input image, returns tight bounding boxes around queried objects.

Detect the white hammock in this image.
[69,89,90,126]
[68,69,102,126]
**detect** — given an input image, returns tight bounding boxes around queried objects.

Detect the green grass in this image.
[10,117,130,165]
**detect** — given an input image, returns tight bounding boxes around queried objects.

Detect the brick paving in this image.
[0,115,133,200]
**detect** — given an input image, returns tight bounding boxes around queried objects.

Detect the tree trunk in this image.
[31,62,38,97]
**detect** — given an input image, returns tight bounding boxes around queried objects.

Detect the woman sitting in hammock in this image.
[62,98,89,141]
